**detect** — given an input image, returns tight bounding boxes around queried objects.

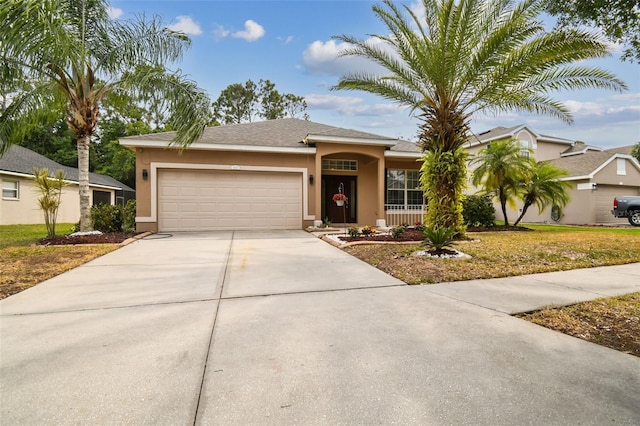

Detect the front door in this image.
[322,175,357,224]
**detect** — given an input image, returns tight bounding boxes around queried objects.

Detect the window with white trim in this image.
[617,158,626,175]
[322,159,358,171]
[519,140,530,158]
[386,169,424,208]
[2,180,19,199]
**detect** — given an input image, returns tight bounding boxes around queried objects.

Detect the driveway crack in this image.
[192,231,234,425]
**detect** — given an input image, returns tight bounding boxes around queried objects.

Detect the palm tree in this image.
[0,0,210,231]
[471,139,531,225]
[513,161,571,226]
[333,0,626,234]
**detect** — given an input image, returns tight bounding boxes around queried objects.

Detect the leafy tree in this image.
[212,80,258,124]
[32,167,67,238]
[471,139,531,226]
[631,142,640,163]
[212,79,308,124]
[513,161,571,226]
[332,0,626,234]
[0,0,210,231]
[543,0,640,62]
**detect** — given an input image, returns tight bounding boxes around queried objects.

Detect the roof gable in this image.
[468,124,573,147]
[547,148,640,179]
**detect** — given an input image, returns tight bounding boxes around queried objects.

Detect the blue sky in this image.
[110,0,640,149]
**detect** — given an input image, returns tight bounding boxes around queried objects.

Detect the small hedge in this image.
[91,200,136,233]
[462,194,495,227]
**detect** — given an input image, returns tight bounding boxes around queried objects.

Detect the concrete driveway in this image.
[1,230,639,425]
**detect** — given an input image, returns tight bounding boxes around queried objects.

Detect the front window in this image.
[519,140,530,158]
[386,169,423,208]
[2,180,19,199]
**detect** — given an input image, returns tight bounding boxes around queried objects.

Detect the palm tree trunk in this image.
[499,189,510,226]
[77,135,91,231]
[513,201,533,226]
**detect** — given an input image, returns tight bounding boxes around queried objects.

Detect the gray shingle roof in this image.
[121,117,410,150]
[560,143,603,156]
[546,145,637,178]
[0,144,134,191]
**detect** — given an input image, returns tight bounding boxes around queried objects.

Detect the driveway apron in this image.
[1,230,639,425]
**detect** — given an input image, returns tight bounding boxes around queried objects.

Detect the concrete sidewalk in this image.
[1,231,639,425]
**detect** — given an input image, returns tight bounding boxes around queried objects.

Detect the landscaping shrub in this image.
[422,226,457,250]
[462,194,495,227]
[348,226,360,237]
[122,200,136,232]
[391,225,406,238]
[91,203,124,233]
[361,225,373,236]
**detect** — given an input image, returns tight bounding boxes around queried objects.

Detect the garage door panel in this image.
[595,185,638,222]
[158,169,302,231]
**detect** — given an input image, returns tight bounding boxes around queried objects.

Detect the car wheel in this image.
[628,210,640,226]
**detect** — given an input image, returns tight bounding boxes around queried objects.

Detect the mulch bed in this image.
[38,232,140,245]
[337,225,531,243]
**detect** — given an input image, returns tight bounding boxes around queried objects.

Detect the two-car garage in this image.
[157,169,302,231]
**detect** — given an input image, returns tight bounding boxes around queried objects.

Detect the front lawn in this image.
[344,226,640,284]
[0,224,120,299]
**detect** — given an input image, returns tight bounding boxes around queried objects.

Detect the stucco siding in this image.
[1,176,114,225]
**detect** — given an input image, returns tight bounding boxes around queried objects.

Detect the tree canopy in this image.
[211,79,308,125]
[543,0,640,62]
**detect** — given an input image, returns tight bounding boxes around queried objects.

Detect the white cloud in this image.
[306,93,404,117]
[167,16,202,36]
[302,39,392,76]
[107,6,123,19]
[278,35,294,45]
[232,20,265,42]
[212,24,231,40]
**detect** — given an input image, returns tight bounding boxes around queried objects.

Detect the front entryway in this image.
[322,175,357,224]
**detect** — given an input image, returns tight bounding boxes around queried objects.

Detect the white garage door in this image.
[595,185,639,223]
[158,169,302,231]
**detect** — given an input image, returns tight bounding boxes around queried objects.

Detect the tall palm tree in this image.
[471,139,531,225]
[513,161,571,225]
[0,0,210,231]
[333,0,626,234]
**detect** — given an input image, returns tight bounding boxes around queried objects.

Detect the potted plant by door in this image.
[332,193,347,206]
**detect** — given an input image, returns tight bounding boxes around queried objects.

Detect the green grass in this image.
[0,223,75,249]
[525,223,639,235]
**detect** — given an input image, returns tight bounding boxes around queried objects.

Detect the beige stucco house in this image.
[466,124,640,224]
[0,145,134,225]
[122,119,639,233]
[120,118,423,232]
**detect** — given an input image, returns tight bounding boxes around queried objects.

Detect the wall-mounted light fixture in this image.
[142,169,148,180]
[309,174,314,184]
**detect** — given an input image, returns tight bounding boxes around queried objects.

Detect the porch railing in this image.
[384,204,426,227]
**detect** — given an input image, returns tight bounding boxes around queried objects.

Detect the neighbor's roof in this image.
[560,143,603,157]
[120,118,416,152]
[468,124,574,146]
[546,145,639,179]
[0,145,134,191]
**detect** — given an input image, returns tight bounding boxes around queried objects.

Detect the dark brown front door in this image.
[322,175,357,224]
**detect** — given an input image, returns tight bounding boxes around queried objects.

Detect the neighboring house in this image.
[466,124,640,224]
[120,118,423,232]
[0,145,135,225]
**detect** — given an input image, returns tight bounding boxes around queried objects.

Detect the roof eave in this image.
[304,134,398,147]
[119,140,317,154]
